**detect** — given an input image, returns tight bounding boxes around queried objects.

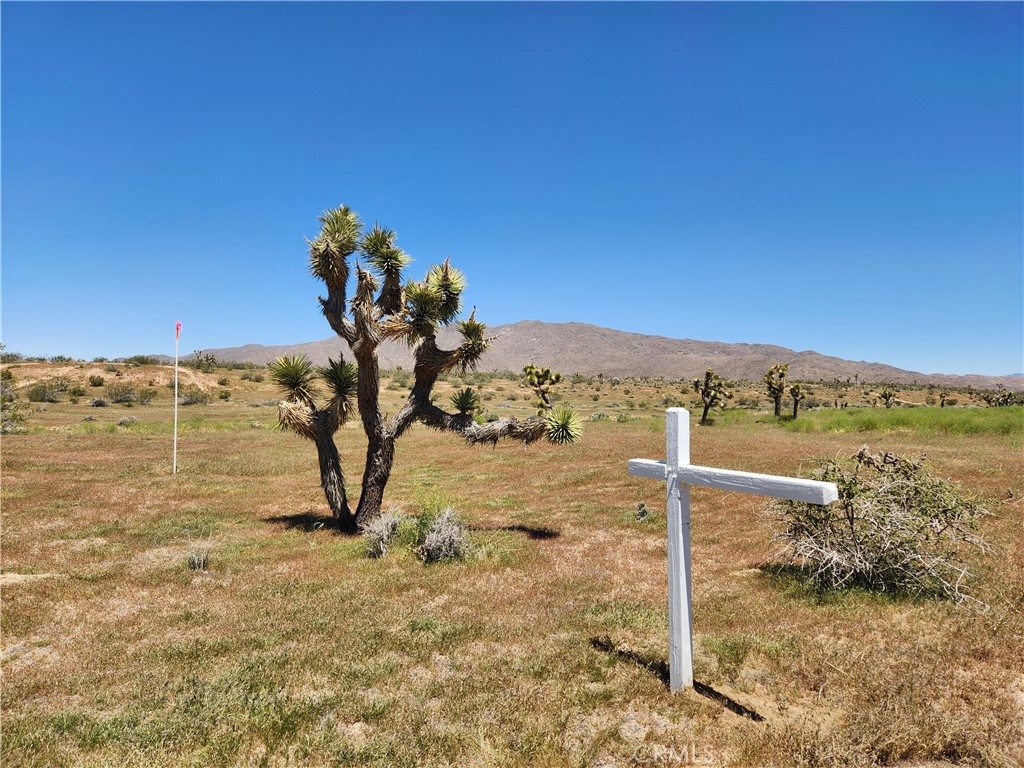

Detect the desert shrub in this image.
[179,386,211,405]
[25,383,58,403]
[124,355,158,366]
[50,376,71,392]
[418,508,470,563]
[117,416,138,427]
[772,447,989,602]
[89,397,110,407]
[1,379,28,434]
[363,510,403,559]
[137,388,157,405]
[87,375,105,387]
[219,390,231,401]
[217,377,229,386]
[106,382,137,404]
[68,384,86,397]
[239,371,264,382]
[104,365,119,373]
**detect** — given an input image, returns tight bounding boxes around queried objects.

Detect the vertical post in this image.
[665,407,693,691]
[173,330,179,475]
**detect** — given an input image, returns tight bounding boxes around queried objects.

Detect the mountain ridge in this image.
[168,320,1022,391]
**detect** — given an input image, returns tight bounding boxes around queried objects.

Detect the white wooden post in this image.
[665,409,693,690]
[628,407,838,693]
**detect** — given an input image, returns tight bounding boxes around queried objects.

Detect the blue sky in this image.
[2,2,1021,376]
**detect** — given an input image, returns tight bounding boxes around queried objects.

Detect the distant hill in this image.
[173,320,1023,391]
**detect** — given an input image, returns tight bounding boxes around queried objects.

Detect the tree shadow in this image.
[470,524,560,540]
[589,636,764,722]
[263,511,345,534]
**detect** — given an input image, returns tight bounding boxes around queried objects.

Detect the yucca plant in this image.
[270,353,358,530]
[450,387,481,416]
[290,203,581,528]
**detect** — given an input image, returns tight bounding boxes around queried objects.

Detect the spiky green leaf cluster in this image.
[320,357,358,404]
[449,387,481,416]
[269,355,319,409]
[400,280,445,341]
[310,206,361,285]
[424,259,465,325]
[545,405,581,444]
[361,224,411,277]
[456,311,489,371]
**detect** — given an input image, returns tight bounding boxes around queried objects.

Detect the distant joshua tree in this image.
[764,364,789,417]
[789,383,806,419]
[692,368,732,425]
[275,204,580,531]
[980,388,1021,407]
[879,388,897,409]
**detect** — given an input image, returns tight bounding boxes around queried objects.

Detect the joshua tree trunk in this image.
[355,431,396,528]
[792,398,799,419]
[773,395,783,417]
[315,432,355,532]
[701,401,712,425]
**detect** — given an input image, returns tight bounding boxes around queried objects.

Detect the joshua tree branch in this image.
[417,401,549,445]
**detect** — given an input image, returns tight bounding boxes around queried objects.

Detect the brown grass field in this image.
[2,363,1022,767]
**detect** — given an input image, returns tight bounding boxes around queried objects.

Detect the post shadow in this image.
[589,636,764,722]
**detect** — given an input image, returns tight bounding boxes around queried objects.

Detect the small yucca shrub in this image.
[545,405,582,444]
[449,387,481,415]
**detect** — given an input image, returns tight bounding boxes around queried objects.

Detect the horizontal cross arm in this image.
[677,464,838,505]
[627,459,668,480]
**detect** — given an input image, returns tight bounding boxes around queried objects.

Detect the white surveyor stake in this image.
[628,408,838,692]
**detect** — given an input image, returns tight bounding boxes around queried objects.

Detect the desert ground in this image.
[2,361,1022,767]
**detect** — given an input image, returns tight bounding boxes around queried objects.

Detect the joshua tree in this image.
[980,388,1020,407]
[789,383,806,419]
[692,368,731,425]
[879,388,896,409]
[284,204,581,531]
[764,364,789,417]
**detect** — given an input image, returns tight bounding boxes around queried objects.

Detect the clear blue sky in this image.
[2,2,1021,375]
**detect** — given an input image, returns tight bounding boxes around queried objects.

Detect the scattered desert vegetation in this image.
[1,359,1022,767]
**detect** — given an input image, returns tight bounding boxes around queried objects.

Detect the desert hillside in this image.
[182,320,1022,391]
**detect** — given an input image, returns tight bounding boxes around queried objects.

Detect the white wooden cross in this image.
[628,408,838,692]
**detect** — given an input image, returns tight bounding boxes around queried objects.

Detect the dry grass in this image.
[1,364,1022,766]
